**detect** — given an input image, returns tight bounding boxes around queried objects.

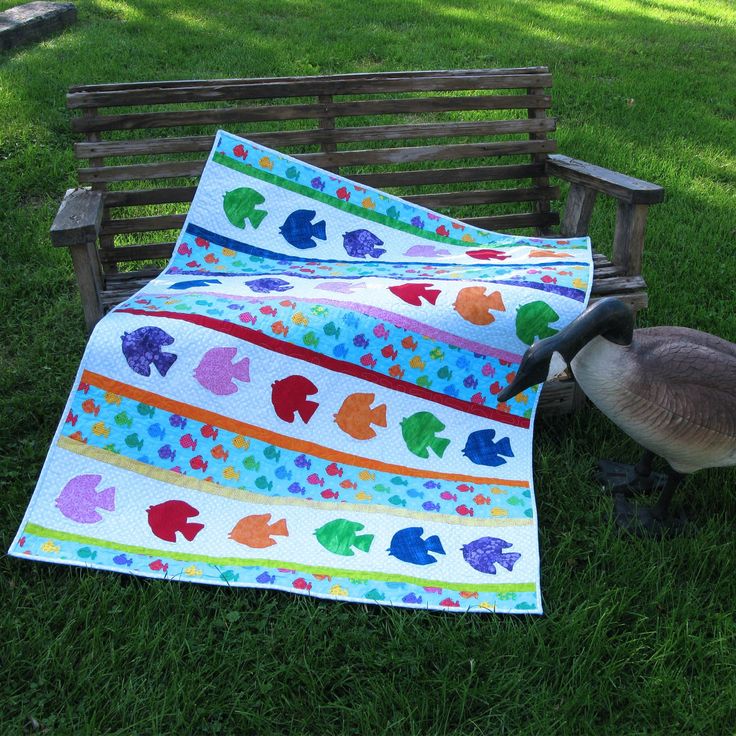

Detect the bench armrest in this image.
[50,187,104,247]
[547,155,665,277]
[50,188,105,332]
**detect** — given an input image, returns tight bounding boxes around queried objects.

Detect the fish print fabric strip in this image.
[9,130,594,614]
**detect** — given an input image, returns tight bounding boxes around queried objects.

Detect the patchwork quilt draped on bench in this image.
[10,131,592,614]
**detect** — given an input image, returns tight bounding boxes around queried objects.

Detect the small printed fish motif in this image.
[321,489,339,500]
[190,455,208,472]
[473,494,491,505]
[416,376,433,389]
[402,593,423,604]
[260,305,278,317]
[388,365,404,379]
[330,584,349,596]
[158,444,176,461]
[270,320,288,336]
[256,571,275,584]
[91,421,110,438]
[429,347,445,361]
[456,504,474,517]
[336,186,351,202]
[462,537,521,574]
[334,393,387,440]
[422,501,440,512]
[400,411,450,459]
[146,500,204,542]
[360,353,377,369]
[180,434,197,450]
[147,423,166,440]
[169,414,187,428]
[353,333,369,349]
[291,311,309,326]
[232,435,250,450]
[439,492,457,501]
[232,143,247,159]
[302,331,320,347]
[311,177,325,191]
[137,403,155,418]
[229,513,289,548]
[104,392,122,405]
[271,375,319,423]
[148,559,169,572]
[307,473,324,486]
[423,480,441,489]
[76,546,97,560]
[245,277,293,293]
[285,166,300,181]
[409,356,426,371]
[294,454,311,469]
[81,399,100,416]
[293,578,312,591]
[355,491,372,501]
[326,462,343,477]
[388,495,407,507]
[184,565,203,577]
[201,425,219,440]
[462,429,514,467]
[259,156,273,170]
[211,444,229,461]
[125,433,144,451]
[314,519,374,556]
[401,336,418,351]
[40,541,61,553]
[263,446,281,461]
[342,229,385,259]
[222,466,240,481]
[274,466,292,480]
[194,347,250,395]
[223,187,268,229]
[220,570,240,582]
[288,482,306,495]
[113,554,133,566]
[323,321,340,338]
[279,209,327,249]
[358,471,375,481]
[410,216,425,229]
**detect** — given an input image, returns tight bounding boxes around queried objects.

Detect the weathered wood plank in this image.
[70,94,553,133]
[69,68,550,93]
[100,214,185,236]
[560,182,598,236]
[613,202,649,276]
[547,154,664,205]
[67,73,553,108]
[0,1,76,52]
[99,242,175,263]
[74,118,557,159]
[104,186,198,208]
[406,186,559,208]
[458,211,560,230]
[50,188,104,247]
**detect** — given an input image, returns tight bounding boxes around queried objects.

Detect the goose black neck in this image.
[549,297,634,363]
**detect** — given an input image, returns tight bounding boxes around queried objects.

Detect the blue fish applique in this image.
[121,326,177,378]
[462,429,514,467]
[279,209,327,249]
[169,279,222,290]
[387,527,446,565]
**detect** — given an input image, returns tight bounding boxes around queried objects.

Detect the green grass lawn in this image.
[2,0,736,733]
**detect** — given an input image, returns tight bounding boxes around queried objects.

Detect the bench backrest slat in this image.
[69,67,561,273]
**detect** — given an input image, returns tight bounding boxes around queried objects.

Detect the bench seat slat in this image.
[71,94,553,133]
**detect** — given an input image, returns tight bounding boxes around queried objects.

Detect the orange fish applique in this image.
[453,287,506,326]
[334,392,387,440]
[229,513,289,548]
[528,249,572,258]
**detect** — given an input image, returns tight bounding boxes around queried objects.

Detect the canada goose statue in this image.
[498,297,736,533]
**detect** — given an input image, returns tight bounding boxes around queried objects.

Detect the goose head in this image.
[497,297,635,403]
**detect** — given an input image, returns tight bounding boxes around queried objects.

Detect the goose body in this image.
[571,328,736,474]
[498,298,736,529]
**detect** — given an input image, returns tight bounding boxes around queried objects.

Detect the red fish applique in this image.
[271,375,319,423]
[388,282,441,306]
[146,500,204,543]
[466,249,512,261]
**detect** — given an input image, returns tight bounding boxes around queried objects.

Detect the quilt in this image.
[9,131,592,614]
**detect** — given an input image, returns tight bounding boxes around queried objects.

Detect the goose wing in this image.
[631,328,736,439]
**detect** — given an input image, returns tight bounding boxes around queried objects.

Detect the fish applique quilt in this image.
[9,130,593,614]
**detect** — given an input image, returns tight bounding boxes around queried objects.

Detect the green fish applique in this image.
[400,411,451,459]
[515,301,561,346]
[314,519,374,556]
[223,187,268,230]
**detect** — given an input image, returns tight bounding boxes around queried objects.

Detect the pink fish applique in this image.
[55,474,116,524]
[194,347,251,395]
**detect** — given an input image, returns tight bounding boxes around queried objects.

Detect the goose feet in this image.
[612,493,688,537]
[596,453,668,496]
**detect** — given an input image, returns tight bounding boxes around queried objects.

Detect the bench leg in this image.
[68,240,104,332]
[613,202,650,276]
[560,183,598,237]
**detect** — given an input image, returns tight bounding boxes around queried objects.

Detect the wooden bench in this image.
[51,67,664,414]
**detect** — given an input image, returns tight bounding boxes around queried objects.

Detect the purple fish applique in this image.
[462,537,521,574]
[55,474,116,523]
[194,347,250,395]
[245,278,293,293]
[342,229,386,259]
[403,245,451,258]
[316,281,367,294]
[121,326,177,377]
